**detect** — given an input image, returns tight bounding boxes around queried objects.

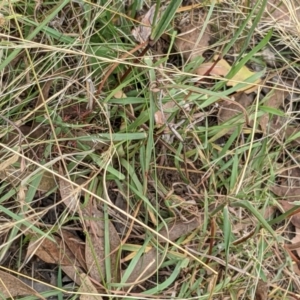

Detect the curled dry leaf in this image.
[0,270,45,299]
[175,19,211,60]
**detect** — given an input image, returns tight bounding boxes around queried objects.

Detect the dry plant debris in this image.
[78,273,103,300]
[0,270,45,299]
[1,0,300,299]
[217,92,253,132]
[175,20,211,60]
[258,0,300,35]
[196,57,263,93]
[255,280,268,300]
[132,5,158,44]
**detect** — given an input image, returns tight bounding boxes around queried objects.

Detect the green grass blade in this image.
[150,0,182,43]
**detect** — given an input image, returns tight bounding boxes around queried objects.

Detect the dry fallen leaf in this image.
[158,217,202,243]
[0,152,19,171]
[132,5,157,44]
[175,19,211,60]
[27,235,83,267]
[271,167,300,199]
[277,200,300,229]
[78,273,103,300]
[113,90,126,99]
[196,58,262,93]
[290,227,300,259]
[154,100,176,127]
[255,280,268,300]
[123,217,202,262]
[0,13,5,27]
[57,230,86,271]
[83,200,120,284]
[37,170,57,192]
[123,247,164,285]
[262,114,300,146]
[272,167,300,228]
[123,217,201,285]
[0,270,45,299]
[259,89,287,134]
[61,265,85,286]
[217,92,253,133]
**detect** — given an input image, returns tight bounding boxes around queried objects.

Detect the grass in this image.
[1,0,300,299]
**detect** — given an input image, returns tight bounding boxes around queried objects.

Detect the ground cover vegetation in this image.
[1,0,300,299]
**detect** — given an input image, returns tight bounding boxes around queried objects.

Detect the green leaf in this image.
[223,206,231,277]
[259,106,285,116]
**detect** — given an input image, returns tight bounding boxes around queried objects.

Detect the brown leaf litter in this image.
[196,58,262,93]
[59,166,81,212]
[271,167,300,200]
[271,166,300,227]
[83,199,121,284]
[123,217,202,285]
[0,269,45,299]
[175,18,211,61]
[58,172,121,284]
[26,232,85,268]
[217,92,254,133]
[259,88,287,134]
[132,5,157,44]
[78,272,103,300]
[255,280,268,300]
